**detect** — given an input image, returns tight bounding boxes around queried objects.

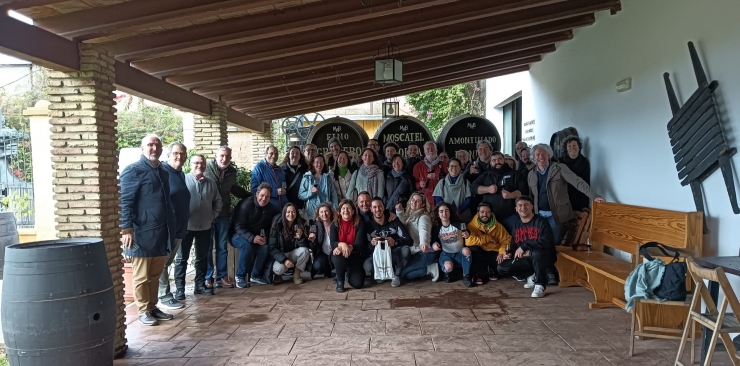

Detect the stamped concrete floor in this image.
[115,277,727,366]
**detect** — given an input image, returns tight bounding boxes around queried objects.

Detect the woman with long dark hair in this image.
[268,203,309,285]
[333,151,356,201]
[346,148,384,200]
[280,146,309,212]
[299,155,338,218]
[431,202,473,287]
[308,202,336,279]
[330,199,367,292]
[384,154,415,212]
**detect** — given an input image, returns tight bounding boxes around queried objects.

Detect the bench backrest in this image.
[589,201,703,257]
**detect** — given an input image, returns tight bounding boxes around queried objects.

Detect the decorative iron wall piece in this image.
[664,42,739,232]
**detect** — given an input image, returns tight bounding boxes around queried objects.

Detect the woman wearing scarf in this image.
[433,158,472,223]
[268,203,309,285]
[299,155,338,218]
[333,151,356,201]
[280,146,309,212]
[346,148,385,200]
[384,154,415,211]
[330,199,367,292]
[307,202,335,279]
[396,192,440,282]
[561,136,591,212]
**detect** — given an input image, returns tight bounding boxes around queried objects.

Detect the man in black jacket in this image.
[230,183,280,288]
[471,151,528,234]
[405,142,422,176]
[496,196,554,298]
[463,140,493,217]
[362,198,413,287]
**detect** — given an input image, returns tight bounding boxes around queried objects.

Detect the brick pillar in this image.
[193,101,227,158]
[250,123,272,167]
[47,44,127,356]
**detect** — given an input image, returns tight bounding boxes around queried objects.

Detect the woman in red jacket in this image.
[330,199,368,292]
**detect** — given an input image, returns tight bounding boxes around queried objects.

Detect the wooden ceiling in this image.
[3,0,621,122]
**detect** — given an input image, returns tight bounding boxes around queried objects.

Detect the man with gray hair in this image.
[157,142,191,309]
[413,141,448,207]
[205,146,250,289]
[120,134,177,326]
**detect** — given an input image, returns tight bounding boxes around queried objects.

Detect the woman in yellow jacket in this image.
[465,202,512,285]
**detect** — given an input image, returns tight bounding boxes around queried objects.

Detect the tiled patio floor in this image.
[115,277,724,366]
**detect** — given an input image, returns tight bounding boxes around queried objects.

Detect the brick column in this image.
[47,44,127,356]
[250,123,272,167]
[193,101,227,158]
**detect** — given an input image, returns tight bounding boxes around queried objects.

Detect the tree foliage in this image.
[115,95,184,150]
[406,81,485,136]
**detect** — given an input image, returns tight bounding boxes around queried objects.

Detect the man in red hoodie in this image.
[413,141,448,208]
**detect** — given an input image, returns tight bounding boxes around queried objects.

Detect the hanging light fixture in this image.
[374,41,403,85]
[382,96,400,118]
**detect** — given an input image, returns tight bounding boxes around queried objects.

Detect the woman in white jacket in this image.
[396,192,440,282]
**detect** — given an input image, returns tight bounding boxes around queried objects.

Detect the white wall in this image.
[528,0,740,257]
[485,71,531,148]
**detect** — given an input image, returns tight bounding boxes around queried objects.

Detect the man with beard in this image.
[251,145,288,209]
[497,196,554,298]
[120,134,177,326]
[157,142,191,310]
[517,147,536,176]
[463,140,493,217]
[205,146,250,289]
[515,141,529,164]
[465,202,512,285]
[363,198,413,287]
[382,142,399,175]
[405,142,422,176]
[413,141,448,207]
[472,151,528,234]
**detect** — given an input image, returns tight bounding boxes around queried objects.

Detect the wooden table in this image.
[691,257,740,366]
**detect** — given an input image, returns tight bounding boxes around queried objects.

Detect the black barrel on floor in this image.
[0,211,20,280]
[2,239,116,366]
[549,127,579,160]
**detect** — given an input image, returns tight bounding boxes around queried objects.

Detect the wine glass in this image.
[460,223,467,232]
[260,229,266,237]
[309,224,317,234]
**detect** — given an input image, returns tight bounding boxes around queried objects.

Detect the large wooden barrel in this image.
[0,211,19,280]
[2,239,116,366]
[437,115,502,160]
[307,117,369,159]
[373,116,434,158]
[550,127,579,160]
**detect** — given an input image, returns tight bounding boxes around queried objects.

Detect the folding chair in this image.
[674,258,740,366]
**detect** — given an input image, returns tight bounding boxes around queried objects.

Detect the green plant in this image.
[231,162,252,207]
[0,353,8,366]
[406,81,485,136]
[116,95,184,150]
[1,192,33,220]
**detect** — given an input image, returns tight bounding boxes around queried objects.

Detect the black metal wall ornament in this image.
[664,42,739,233]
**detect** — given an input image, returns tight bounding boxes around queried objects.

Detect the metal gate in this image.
[0,112,33,228]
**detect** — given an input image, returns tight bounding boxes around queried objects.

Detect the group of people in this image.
[119,132,602,327]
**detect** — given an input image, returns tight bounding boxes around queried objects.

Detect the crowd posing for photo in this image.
[119,134,603,326]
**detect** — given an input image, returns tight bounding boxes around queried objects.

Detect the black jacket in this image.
[365,213,412,254]
[405,156,422,176]
[330,220,368,257]
[231,196,280,243]
[511,214,554,252]
[281,162,308,209]
[561,154,591,211]
[384,171,414,210]
[463,159,492,215]
[471,164,529,222]
[307,219,330,254]
[268,218,309,264]
[359,210,373,223]
[205,160,250,218]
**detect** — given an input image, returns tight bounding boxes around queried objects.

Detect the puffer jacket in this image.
[268,218,309,265]
[465,213,512,254]
[527,161,599,224]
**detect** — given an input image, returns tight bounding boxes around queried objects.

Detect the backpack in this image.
[639,242,687,301]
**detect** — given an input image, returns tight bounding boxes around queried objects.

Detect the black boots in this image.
[336,280,345,293]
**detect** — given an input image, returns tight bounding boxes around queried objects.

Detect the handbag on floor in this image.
[639,242,688,301]
[373,241,395,280]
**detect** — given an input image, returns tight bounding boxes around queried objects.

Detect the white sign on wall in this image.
[522,119,536,142]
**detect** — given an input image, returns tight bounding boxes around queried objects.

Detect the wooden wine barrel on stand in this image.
[307,117,369,160]
[0,211,20,280]
[373,116,434,158]
[550,127,579,160]
[2,239,116,366]
[437,115,502,161]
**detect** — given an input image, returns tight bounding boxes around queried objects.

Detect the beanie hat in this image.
[328,137,342,149]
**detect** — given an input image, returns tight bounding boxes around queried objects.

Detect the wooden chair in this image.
[674,258,740,366]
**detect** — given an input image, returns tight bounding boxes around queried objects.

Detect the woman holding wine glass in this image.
[431,202,474,287]
[346,148,384,200]
[268,203,310,285]
[308,202,336,279]
[330,199,367,292]
[299,155,338,218]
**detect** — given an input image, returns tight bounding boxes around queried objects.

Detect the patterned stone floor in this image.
[115,277,725,366]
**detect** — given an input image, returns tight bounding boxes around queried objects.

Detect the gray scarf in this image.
[433,175,470,208]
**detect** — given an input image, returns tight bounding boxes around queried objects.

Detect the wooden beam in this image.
[103,0,459,60]
[191,15,592,96]
[227,107,266,131]
[240,57,541,112]
[256,65,530,120]
[33,0,300,40]
[136,0,568,73]
[223,44,557,105]
[0,13,78,71]
[0,0,68,8]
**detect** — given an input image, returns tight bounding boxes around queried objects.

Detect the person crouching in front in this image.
[269,203,310,284]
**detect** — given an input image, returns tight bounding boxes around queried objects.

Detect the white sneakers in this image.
[427,263,440,282]
[531,285,546,298]
[523,274,536,289]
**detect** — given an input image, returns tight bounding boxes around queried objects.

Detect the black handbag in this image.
[639,242,688,301]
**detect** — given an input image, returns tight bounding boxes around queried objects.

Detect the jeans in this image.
[499,213,521,235]
[332,253,365,289]
[158,238,182,300]
[272,247,310,275]
[539,210,564,245]
[468,246,498,277]
[174,229,211,291]
[207,217,230,280]
[439,250,472,276]
[312,251,333,278]
[400,250,439,280]
[497,249,553,286]
[231,233,269,280]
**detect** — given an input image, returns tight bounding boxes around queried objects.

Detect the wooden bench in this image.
[556,201,703,334]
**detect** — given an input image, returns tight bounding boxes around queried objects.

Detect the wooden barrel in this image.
[373,116,434,158]
[307,117,369,159]
[550,127,579,160]
[0,211,19,280]
[2,239,116,366]
[437,115,502,160]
